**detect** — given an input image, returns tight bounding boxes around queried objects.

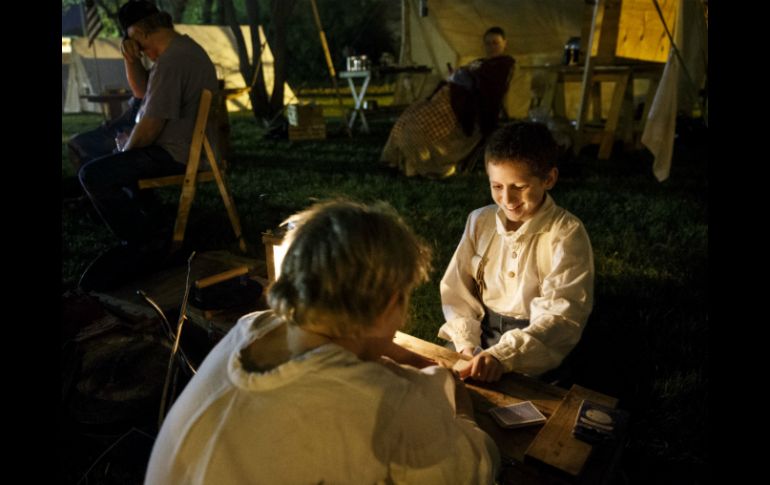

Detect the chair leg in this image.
[171,174,198,252]
[204,137,247,253]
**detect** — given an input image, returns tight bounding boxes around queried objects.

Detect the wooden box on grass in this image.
[287,104,326,141]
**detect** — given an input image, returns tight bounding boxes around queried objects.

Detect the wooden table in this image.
[527,62,663,159]
[339,70,372,134]
[393,331,627,484]
[181,283,627,485]
[81,92,133,121]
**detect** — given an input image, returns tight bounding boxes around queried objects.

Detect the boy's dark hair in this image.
[484,26,506,39]
[484,121,558,179]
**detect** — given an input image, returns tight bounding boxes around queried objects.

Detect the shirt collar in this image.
[494,193,556,238]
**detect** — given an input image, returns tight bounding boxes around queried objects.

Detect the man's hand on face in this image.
[121,38,143,63]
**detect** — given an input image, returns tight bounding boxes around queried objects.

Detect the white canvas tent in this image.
[63,24,297,114]
[396,0,707,180]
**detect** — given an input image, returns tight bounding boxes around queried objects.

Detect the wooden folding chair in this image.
[138,89,247,253]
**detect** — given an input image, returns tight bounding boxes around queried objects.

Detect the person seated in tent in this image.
[381,26,515,178]
[144,200,500,484]
[77,0,219,291]
[439,122,594,383]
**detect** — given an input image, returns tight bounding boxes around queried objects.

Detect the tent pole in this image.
[90,42,107,121]
[651,0,700,112]
[309,0,351,137]
[575,0,601,135]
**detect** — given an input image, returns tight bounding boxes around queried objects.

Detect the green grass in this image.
[62,110,708,484]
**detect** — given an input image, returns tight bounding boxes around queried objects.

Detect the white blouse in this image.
[146,310,500,484]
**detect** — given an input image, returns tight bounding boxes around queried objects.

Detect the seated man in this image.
[77,1,218,290]
[67,95,141,172]
[145,200,500,484]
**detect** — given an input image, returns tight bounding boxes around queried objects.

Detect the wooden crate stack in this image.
[287,104,326,141]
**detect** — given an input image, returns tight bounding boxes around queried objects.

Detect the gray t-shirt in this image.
[140,34,218,164]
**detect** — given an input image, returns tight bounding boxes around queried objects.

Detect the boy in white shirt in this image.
[439,121,594,382]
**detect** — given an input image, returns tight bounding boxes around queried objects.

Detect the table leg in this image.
[598,72,630,159]
[346,74,371,134]
[636,75,660,149]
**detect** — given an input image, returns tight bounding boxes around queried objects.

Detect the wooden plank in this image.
[393,332,566,415]
[590,82,602,122]
[90,250,261,323]
[524,385,619,479]
[393,331,463,368]
[204,134,247,253]
[393,331,568,462]
[596,0,622,62]
[194,266,250,289]
[598,71,630,159]
[137,171,215,189]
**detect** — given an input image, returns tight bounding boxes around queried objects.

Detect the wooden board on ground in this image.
[524,384,620,480]
[186,291,269,340]
[90,250,265,323]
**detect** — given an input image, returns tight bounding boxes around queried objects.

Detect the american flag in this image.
[84,0,103,47]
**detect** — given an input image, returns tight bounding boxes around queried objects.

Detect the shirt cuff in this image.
[438,318,480,353]
[485,343,516,373]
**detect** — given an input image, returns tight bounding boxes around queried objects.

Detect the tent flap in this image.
[63,24,296,113]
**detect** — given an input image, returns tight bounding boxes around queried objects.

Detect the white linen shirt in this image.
[145,310,499,485]
[438,194,594,376]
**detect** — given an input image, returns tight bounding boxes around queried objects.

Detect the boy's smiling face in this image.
[487,159,558,231]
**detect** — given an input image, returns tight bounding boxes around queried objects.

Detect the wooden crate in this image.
[287,104,326,141]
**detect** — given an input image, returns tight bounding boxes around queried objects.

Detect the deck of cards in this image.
[572,399,628,444]
[489,401,547,429]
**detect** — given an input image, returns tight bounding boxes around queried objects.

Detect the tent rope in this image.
[651,0,703,109]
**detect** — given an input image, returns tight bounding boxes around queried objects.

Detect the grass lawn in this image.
[62,110,708,484]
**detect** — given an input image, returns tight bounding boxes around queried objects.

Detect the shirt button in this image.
[511,251,517,259]
[507,271,515,278]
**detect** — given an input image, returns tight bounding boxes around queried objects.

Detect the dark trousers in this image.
[78,146,185,245]
[68,97,141,169]
[443,310,528,353]
[448,308,573,385]
[480,308,529,348]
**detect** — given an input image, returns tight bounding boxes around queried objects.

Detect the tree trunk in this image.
[223,0,268,124]
[168,0,189,23]
[222,0,296,127]
[267,0,298,116]
[202,0,214,24]
[215,0,226,27]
